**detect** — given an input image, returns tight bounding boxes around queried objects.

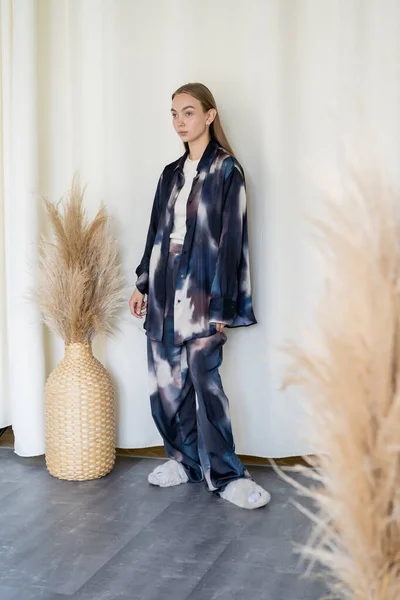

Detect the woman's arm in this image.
[134,172,163,295]
[209,157,247,326]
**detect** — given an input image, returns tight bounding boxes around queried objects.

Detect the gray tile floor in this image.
[0,448,328,599]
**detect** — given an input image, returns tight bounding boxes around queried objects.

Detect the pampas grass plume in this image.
[35,174,125,342]
[280,170,400,600]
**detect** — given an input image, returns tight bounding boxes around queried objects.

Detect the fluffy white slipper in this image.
[219,478,271,510]
[148,460,189,488]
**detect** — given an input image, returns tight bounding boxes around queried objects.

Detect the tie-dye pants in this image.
[147,241,250,492]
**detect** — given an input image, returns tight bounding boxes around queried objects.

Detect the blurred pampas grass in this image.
[35,174,125,342]
[279,169,400,599]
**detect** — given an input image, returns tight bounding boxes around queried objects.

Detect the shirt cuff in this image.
[135,271,149,295]
[209,298,236,325]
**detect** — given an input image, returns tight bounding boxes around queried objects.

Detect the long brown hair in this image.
[172,82,234,156]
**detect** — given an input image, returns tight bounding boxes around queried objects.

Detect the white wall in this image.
[3,0,400,456]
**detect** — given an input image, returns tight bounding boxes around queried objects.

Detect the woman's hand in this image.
[129,288,147,318]
[215,323,225,333]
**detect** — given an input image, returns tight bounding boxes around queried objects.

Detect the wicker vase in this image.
[44,341,116,480]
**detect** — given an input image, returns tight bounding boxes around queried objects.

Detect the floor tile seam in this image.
[67,499,178,595]
[180,537,240,600]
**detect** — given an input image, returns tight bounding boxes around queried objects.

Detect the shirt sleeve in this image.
[209,157,247,325]
[134,172,163,295]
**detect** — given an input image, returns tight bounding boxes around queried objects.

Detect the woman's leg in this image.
[147,335,203,483]
[186,330,270,508]
[186,330,251,491]
[146,244,203,484]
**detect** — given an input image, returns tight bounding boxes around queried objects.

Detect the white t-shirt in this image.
[170,156,200,242]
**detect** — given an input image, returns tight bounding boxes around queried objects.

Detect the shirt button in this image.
[180,274,184,278]
[177,299,181,303]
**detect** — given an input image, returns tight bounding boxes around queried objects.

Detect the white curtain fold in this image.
[1,0,47,455]
[0,0,12,430]
[1,0,400,457]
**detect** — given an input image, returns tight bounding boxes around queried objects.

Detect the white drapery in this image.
[1,0,400,457]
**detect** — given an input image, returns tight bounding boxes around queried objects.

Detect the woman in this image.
[129,82,270,510]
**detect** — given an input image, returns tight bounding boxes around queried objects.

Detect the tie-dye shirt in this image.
[135,138,257,345]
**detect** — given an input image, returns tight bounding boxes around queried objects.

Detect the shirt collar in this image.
[174,138,219,174]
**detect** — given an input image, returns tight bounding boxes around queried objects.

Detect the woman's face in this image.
[171,93,215,144]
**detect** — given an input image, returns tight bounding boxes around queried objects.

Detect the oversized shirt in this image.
[135,138,257,346]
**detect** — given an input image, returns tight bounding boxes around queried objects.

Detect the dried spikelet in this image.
[278,169,400,600]
[35,174,125,342]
